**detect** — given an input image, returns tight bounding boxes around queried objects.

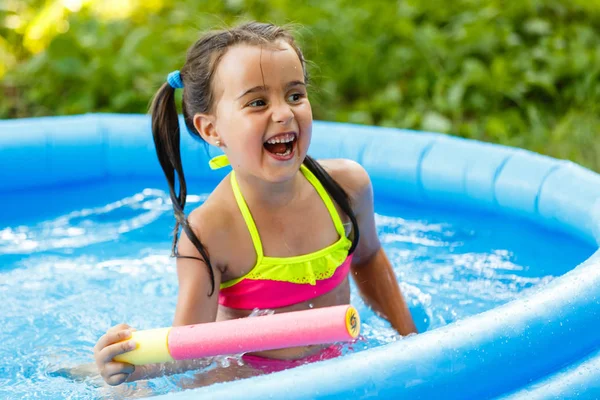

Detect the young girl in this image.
[94,21,417,387]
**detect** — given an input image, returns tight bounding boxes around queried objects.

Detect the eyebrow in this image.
[236,80,306,100]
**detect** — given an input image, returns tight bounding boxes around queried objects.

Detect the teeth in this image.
[266,133,295,144]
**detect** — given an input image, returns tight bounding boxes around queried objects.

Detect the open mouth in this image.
[263,132,297,158]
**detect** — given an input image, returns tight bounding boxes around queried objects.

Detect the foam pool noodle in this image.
[114,305,360,365]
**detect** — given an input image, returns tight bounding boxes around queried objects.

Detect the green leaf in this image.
[422,111,452,133]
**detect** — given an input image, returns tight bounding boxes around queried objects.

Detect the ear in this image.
[193,113,222,146]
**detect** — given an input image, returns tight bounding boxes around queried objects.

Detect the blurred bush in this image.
[1,0,599,170]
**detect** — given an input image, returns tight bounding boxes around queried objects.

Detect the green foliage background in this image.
[2,0,599,170]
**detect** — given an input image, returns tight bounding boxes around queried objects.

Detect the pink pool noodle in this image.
[168,305,360,360]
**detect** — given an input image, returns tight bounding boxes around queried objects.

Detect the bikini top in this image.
[209,155,353,309]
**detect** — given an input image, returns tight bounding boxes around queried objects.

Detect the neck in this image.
[234,168,304,209]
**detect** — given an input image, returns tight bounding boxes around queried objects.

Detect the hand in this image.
[93,323,137,386]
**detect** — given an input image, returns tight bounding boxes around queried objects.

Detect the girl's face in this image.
[207,42,312,183]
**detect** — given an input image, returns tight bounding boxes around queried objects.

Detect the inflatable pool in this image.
[1,114,599,399]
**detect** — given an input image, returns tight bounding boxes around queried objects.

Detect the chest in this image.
[251,191,342,257]
[223,190,350,280]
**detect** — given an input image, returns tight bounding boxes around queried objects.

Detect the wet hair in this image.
[150,21,359,295]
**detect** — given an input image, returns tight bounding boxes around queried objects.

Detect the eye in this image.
[248,99,267,108]
[288,93,304,103]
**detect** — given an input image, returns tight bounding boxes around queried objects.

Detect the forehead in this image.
[213,42,304,97]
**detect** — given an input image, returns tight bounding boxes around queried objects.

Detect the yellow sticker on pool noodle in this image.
[114,327,174,365]
[345,306,360,338]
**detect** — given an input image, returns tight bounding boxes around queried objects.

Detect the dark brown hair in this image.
[150,22,359,295]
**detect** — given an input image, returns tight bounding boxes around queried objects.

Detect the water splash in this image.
[0,189,206,255]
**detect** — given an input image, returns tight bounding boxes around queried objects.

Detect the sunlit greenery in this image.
[1,0,599,170]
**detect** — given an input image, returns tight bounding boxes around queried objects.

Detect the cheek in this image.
[215,110,256,143]
[298,120,312,153]
[295,103,312,126]
[232,111,266,135]
[298,105,312,133]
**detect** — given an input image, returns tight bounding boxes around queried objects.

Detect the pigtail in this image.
[302,156,360,254]
[150,82,216,295]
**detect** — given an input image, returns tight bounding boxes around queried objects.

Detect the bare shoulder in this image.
[187,197,231,243]
[317,158,372,202]
[177,179,234,266]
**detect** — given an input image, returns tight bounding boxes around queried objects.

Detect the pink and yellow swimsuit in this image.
[209,156,353,371]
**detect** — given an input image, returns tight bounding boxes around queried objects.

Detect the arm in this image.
[337,160,417,336]
[352,248,417,335]
[93,205,226,386]
[127,211,222,381]
[95,243,220,386]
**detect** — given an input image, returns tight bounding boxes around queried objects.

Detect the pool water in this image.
[0,178,594,399]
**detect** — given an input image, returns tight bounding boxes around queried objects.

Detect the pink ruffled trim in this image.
[218,255,353,310]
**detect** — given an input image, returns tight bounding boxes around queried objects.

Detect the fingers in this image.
[106,373,129,386]
[94,324,134,353]
[99,360,136,386]
[104,361,135,377]
[94,324,136,386]
[99,338,137,365]
[93,323,139,386]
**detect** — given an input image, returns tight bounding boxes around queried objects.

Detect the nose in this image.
[271,102,294,125]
